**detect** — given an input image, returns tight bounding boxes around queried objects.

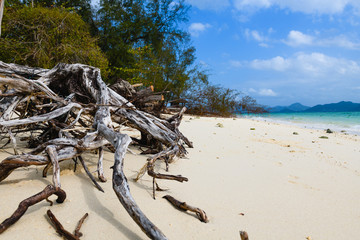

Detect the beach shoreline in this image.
[1,115,360,239]
[242,111,360,136]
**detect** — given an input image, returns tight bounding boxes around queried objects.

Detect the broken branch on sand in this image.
[0,185,66,234]
[163,195,208,223]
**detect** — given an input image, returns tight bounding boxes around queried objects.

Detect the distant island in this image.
[269,101,360,113]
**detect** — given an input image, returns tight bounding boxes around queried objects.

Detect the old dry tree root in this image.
[47,210,88,240]
[0,185,66,234]
[163,195,208,223]
[0,61,196,239]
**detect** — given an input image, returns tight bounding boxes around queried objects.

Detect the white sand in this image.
[1,116,360,239]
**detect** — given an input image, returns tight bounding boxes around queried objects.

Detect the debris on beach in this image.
[0,61,197,239]
[163,195,209,223]
[239,231,249,240]
[216,123,224,128]
[326,129,333,133]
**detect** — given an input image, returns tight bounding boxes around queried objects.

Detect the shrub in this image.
[0,6,108,75]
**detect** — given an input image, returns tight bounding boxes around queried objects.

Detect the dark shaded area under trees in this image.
[0,0,267,117]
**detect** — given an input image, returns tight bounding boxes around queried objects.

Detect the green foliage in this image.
[0,6,108,75]
[0,1,267,114]
[183,79,268,117]
[114,46,161,85]
[183,81,241,117]
[96,0,196,96]
[239,95,268,114]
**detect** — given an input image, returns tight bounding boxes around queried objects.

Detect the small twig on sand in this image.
[163,195,208,223]
[47,210,88,240]
[239,231,249,240]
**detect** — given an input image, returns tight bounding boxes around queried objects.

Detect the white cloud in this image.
[188,23,211,37]
[244,29,270,47]
[251,56,290,71]
[249,88,257,93]
[319,35,360,49]
[252,30,264,41]
[244,29,360,50]
[233,0,360,15]
[199,60,209,67]
[284,30,314,47]
[229,60,242,68]
[283,30,360,49]
[245,29,265,41]
[185,0,230,10]
[235,0,271,10]
[247,88,277,96]
[248,52,360,76]
[268,27,275,34]
[259,88,277,96]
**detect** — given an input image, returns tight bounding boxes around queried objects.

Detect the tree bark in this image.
[0,185,66,234]
[98,123,168,240]
[47,210,88,240]
[0,0,4,37]
[163,195,208,223]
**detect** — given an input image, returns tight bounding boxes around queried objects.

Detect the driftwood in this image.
[0,61,194,239]
[0,185,66,234]
[47,210,88,240]
[110,80,165,115]
[163,195,208,223]
[240,231,249,240]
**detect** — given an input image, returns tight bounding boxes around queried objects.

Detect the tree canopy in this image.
[0,0,267,116]
[0,5,108,74]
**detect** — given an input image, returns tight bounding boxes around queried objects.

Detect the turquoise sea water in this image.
[243,112,360,135]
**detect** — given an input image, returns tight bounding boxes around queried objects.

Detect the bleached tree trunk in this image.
[0,0,4,37]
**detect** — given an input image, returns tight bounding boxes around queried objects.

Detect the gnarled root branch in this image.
[0,155,49,182]
[163,195,208,223]
[78,155,104,192]
[98,123,168,240]
[47,210,88,240]
[0,185,66,234]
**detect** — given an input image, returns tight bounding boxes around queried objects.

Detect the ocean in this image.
[242,112,360,135]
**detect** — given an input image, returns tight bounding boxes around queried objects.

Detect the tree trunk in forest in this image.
[0,0,4,37]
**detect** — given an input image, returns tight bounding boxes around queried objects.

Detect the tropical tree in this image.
[96,0,198,97]
[0,6,108,74]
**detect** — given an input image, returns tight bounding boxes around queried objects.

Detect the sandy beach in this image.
[1,116,360,240]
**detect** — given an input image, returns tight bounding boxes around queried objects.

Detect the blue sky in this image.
[184,0,360,107]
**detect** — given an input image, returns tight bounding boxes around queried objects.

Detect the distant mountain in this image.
[270,103,310,113]
[305,101,360,112]
[288,103,311,112]
[270,101,360,113]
